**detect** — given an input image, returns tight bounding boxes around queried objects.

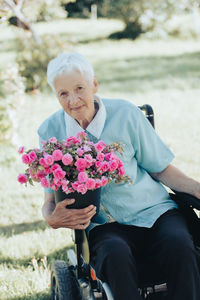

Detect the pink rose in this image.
[44,167,51,175]
[109,160,118,172]
[72,181,79,191]
[77,148,84,156]
[76,184,87,194]
[36,170,45,179]
[39,158,48,167]
[84,154,93,168]
[18,146,24,154]
[44,155,54,166]
[51,163,61,172]
[83,145,91,152]
[17,173,28,184]
[104,153,111,161]
[22,154,30,164]
[95,179,102,189]
[78,172,88,183]
[53,178,62,187]
[95,161,102,168]
[100,162,110,172]
[75,158,87,171]
[95,141,106,152]
[85,178,96,190]
[41,178,49,188]
[29,151,37,163]
[101,176,108,186]
[77,131,87,138]
[49,137,57,143]
[52,150,63,161]
[119,166,125,177]
[53,168,66,180]
[62,153,73,166]
[50,183,59,191]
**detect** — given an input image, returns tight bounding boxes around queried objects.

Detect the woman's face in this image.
[54,70,98,124]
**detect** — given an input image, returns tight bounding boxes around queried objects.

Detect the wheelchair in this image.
[50,105,200,300]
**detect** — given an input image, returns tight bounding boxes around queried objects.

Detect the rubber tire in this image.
[50,260,82,300]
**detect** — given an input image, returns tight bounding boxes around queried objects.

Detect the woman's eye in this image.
[60,92,67,97]
[78,86,83,90]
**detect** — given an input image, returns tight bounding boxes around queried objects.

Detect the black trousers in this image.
[88,209,200,300]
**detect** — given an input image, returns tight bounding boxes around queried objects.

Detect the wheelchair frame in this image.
[50,104,200,300]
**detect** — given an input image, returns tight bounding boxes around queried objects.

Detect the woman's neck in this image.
[76,102,98,129]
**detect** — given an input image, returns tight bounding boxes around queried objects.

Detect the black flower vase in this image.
[54,188,101,222]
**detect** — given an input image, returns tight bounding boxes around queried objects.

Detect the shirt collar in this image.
[64,95,106,139]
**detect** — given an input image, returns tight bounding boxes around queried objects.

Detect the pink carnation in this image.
[53,168,66,180]
[52,150,63,161]
[62,153,73,166]
[97,153,105,162]
[77,148,84,156]
[29,151,37,163]
[49,137,57,143]
[22,154,30,164]
[75,158,87,171]
[18,146,24,154]
[78,172,88,183]
[95,141,107,152]
[76,183,87,194]
[17,173,28,184]
[85,178,96,190]
[40,177,49,188]
[44,155,54,166]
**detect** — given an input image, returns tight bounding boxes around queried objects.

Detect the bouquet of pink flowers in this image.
[17,132,132,195]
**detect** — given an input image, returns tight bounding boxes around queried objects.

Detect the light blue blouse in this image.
[38,98,177,232]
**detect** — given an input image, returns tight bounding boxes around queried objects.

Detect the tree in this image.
[99,0,200,39]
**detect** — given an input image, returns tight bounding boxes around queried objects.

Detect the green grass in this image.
[1,18,200,299]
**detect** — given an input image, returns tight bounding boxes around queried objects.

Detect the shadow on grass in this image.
[9,291,50,300]
[94,51,200,93]
[0,245,74,269]
[0,220,48,237]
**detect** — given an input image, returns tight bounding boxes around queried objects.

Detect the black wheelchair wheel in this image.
[50,260,82,300]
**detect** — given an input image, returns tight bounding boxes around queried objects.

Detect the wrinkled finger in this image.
[75,221,90,230]
[71,205,96,215]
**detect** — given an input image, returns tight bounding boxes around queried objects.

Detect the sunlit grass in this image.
[1,18,200,299]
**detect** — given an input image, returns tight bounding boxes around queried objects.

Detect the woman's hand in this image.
[46,198,97,230]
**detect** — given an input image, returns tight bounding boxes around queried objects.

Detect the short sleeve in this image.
[133,108,175,173]
[38,134,54,194]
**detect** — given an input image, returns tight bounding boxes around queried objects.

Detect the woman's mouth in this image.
[71,106,83,111]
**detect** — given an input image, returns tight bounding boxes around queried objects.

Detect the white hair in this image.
[47,52,95,92]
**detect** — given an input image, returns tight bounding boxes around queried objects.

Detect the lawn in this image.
[0,18,200,299]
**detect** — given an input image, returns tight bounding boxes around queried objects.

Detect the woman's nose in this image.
[69,94,79,104]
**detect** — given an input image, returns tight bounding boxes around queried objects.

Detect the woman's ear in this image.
[93,76,98,93]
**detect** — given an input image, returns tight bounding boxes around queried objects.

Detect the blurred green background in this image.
[0,0,200,299]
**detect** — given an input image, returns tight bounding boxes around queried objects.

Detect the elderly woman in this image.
[38,52,200,300]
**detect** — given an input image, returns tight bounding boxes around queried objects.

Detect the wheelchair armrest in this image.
[170,190,200,211]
